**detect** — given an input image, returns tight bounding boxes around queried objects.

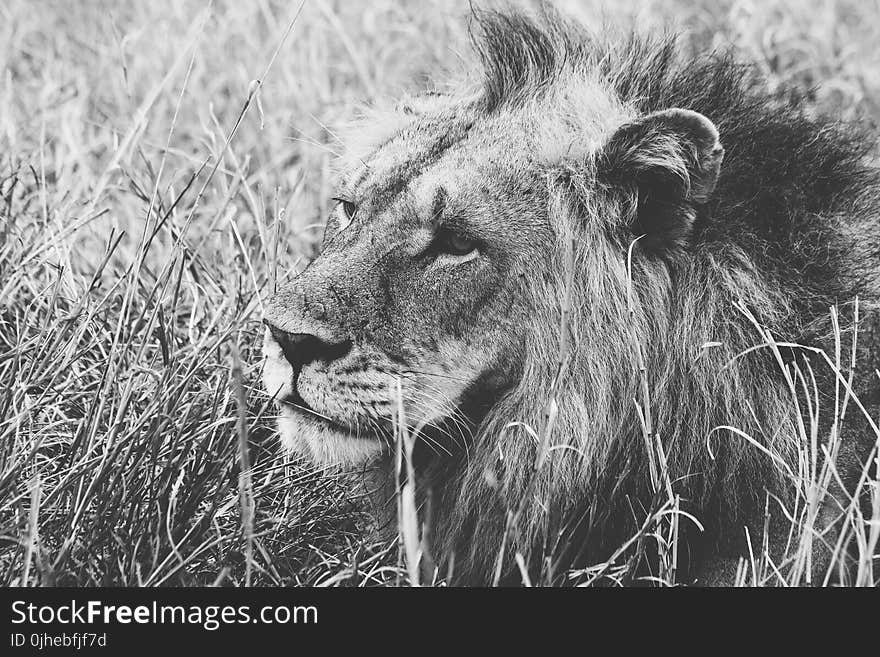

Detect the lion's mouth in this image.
[278,393,347,431]
[277,393,390,441]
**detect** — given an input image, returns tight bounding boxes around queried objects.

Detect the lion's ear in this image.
[597,108,724,251]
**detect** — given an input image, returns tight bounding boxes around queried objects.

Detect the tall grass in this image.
[1,0,878,586]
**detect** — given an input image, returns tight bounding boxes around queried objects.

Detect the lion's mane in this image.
[422,7,880,584]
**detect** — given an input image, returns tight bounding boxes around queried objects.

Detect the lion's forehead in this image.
[343,83,629,221]
[351,126,541,231]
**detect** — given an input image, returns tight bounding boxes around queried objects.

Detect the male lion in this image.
[262,7,880,585]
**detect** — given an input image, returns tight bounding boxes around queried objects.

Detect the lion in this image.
[262,7,880,585]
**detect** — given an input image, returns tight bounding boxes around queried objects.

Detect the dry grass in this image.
[1,0,878,586]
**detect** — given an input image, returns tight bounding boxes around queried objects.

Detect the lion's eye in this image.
[437,229,479,257]
[332,197,357,223]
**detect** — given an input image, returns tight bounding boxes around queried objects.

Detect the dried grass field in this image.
[1,0,879,586]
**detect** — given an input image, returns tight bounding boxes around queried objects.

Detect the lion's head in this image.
[262,12,723,465]
[263,8,878,583]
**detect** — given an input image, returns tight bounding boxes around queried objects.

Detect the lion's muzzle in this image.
[261,322,390,466]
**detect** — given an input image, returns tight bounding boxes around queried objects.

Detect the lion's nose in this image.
[264,320,352,369]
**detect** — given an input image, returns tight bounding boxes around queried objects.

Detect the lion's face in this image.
[263,104,552,465]
[262,59,724,469]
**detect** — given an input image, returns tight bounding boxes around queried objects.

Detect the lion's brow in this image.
[366,120,474,213]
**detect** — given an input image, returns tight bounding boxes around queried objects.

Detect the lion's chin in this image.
[276,406,385,468]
